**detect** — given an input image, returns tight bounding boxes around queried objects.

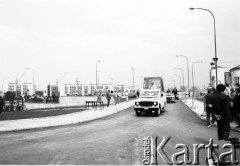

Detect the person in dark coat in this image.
[205,86,216,127]
[136,90,140,98]
[106,90,111,107]
[209,84,232,141]
[0,96,4,113]
[172,87,178,100]
[232,88,240,127]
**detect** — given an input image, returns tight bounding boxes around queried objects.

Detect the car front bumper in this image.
[134,107,159,112]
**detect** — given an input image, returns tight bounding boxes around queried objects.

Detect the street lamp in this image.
[192,61,203,107]
[174,74,182,99]
[96,61,100,91]
[131,67,135,88]
[98,70,100,87]
[190,7,218,88]
[176,55,190,97]
[25,67,35,95]
[174,67,185,92]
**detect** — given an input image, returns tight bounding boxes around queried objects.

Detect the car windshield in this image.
[140,91,159,98]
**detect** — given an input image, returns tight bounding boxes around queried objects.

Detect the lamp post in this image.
[131,67,135,88]
[174,67,185,101]
[190,7,218,88]
[176,55,190,97]
[25,67,35,95]
[98,70,100,88]
[174,74,182,99]
[192,61,203,107]
[96,61,100,91]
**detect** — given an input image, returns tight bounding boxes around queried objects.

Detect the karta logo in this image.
[142,136,239,165]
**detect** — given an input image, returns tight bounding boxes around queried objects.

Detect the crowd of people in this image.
[97,90,124,107]
[205,83,240,141]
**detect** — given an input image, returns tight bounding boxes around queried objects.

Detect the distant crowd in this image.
[205,83,240,141]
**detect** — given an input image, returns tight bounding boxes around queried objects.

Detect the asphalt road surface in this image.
[0,100,239,165]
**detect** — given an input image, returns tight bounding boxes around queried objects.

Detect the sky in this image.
[1,0,240,90]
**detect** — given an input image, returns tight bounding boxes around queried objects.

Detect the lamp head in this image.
[189,7,195,10]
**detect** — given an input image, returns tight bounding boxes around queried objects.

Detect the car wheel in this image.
[136,111,141,116]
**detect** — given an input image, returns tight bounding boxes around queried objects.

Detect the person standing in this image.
[232,88,240,127]
[150,82,157,89]
[117,90,121,104]
[224,83,231,97]
[97,92,102,102]
[172,87,178,100]
[0,95,3,113]
[43,91,47,103]
[209,84,232,141]
[205,86,216,127]
[113,91,118,105]
[106,90,111,107]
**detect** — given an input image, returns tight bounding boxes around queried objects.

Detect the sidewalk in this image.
[182,98,240,132]
[0,99,136,132]
[183,99,240,165]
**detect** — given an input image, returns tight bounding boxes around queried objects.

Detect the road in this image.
[0,100,239,165]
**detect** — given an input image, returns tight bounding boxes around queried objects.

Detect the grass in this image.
[0,107,86,121]
[0,97,135,121]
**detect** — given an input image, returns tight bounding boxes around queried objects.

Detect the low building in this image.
[7,82,34,95]
[230,65,240,85]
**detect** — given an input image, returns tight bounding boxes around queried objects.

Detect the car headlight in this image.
[154,102,158,106]
[135,102,139,106]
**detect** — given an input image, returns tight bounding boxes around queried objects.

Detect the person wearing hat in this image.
[205,86,216,127]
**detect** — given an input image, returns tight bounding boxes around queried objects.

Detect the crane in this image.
[15,73,25,96]
[15,73,25,84]
[56,72,68,90]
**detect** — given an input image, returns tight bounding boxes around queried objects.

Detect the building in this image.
[229,65,240,85]
[209,64,240,86]
[61,83,114,96]
[7,82,34,95]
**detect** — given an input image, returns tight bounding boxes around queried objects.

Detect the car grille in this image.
[139,101,154,106]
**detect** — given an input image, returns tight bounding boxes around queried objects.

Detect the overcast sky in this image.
[1,0,240,90]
